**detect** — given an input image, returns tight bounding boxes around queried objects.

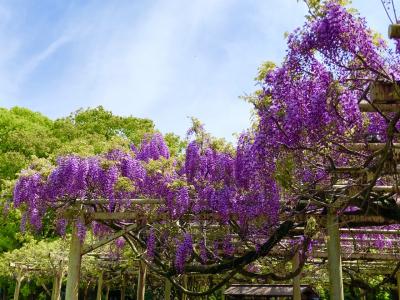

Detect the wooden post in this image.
[327,210,344,300]
[182,275,188,300]
[389,24,400,39]
[65,221,83,300]
[51,266,64,300]
[120,283,125,300]
[397,272,400,300]
[164,278,171,300]
[96,271,103,300]
[136,261,147,300]
[221,285,226,300]
[292,251,301,300]
[13,269,23,300]
[105,286,110,300]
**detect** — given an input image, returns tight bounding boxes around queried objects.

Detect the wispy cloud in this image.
[0,0,392,141]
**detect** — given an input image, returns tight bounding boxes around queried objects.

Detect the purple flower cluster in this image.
[146,229,156,262]
[174,234,193,273]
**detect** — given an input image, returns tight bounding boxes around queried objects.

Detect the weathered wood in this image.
[136,260,147,300]
[13,270,23,300]
[389,24,400,39]
[82,224,136,255]
[164,278,171,300]
[182,275,188,300]
[51,266,64,300]
[327,210,344,300]
[292,251,301,300]
[370,81,400,103]
[293,227,400,235]
[313,251,400,261]
[120,276,126,300]
[397,272,400,300]
[59,198,164,206]
[83,198,164,205]
[295,214,395,226]
[90,212,138,220]
[221,285,226,300]
[96,271,103,300]
[345,143,400,151]
[105,286,110,300]
[333,184,398,192]
[359,100,400,112]
[65,221,82,300]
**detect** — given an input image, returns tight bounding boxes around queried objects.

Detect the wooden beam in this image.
[389,24,400,39]
[81,224,136,255]
[345,143,400,151]
[89,212,138,220]
[359,100,400,112]
[59,198,164,206]
[369,81,400,103]
[295,214,396,225]
[313,251,400,261]
[293,227,400,235]
[333,184,398,192]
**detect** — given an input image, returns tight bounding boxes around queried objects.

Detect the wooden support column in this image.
[51,266,64,300]
[327,210,344,300]
[13,269,24,300]
[221,285,226,300]
[96,271,103,300]
[105,286,110,300]
[397,272,400,300]
[292,251,301,300]
[136,261,147,300]
[65,221,83,300]
[164,278,171,300]
[182,275,188,300]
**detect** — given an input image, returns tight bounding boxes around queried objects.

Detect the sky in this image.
[0,0,393,141]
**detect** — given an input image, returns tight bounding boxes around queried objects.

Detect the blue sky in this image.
[0,0,392,141]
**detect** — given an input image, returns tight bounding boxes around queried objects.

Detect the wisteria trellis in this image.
[12,0,400,293]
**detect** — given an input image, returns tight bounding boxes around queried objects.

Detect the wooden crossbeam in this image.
[369,80,400,103]
[389,24,400,39]
[81,224,137,255]
[333,184,397,192]
[359,100,400,112]
[312,251,400,261]
[292,227,400,235]
[345,143,400,151]
[63,198,164,205]
[88,212,138,220]
[295,214,396,225]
